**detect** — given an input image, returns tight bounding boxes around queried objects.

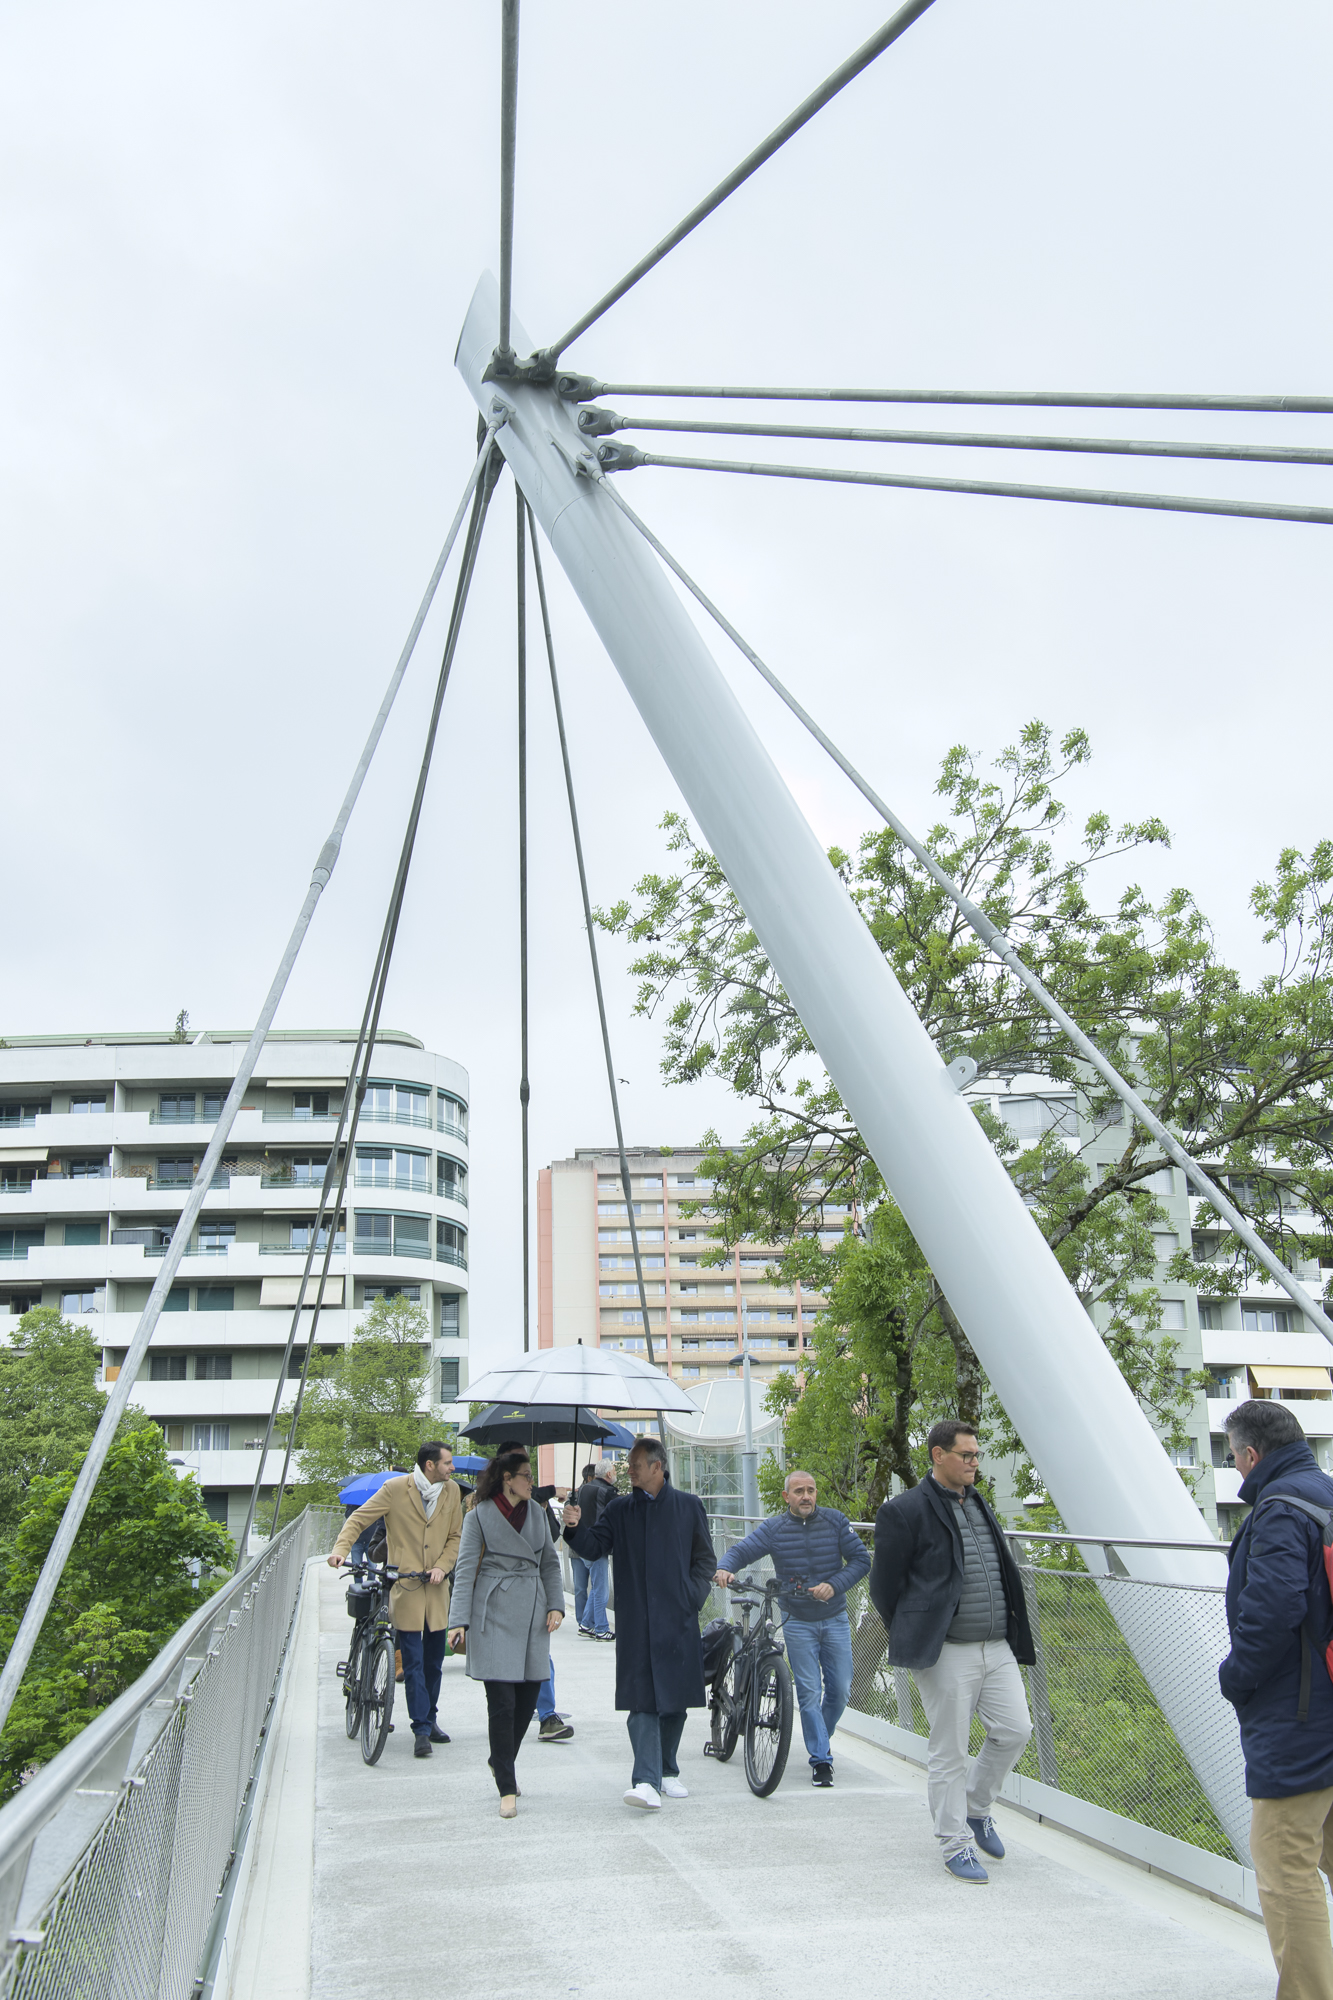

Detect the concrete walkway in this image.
[230,1566,1276,2000]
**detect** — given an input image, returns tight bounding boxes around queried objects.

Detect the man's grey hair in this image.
[783,1468,816,1492]
[630,1435,668,1470]
[1225,1398,1305,1458]
[596,1459,617,1481]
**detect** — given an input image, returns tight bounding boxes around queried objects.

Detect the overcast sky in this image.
[3,2,1330,1370]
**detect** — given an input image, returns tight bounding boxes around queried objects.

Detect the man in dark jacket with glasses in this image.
[870,1419,1033,1885]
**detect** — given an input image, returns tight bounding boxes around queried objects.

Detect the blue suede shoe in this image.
[945,1846,989,1884]
[967,1815,1005,1859]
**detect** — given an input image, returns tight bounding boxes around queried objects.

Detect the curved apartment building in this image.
[0,1028,470,1543]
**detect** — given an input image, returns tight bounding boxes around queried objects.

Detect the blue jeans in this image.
[537,1659,556,1721]
[395,1626,449,1737]
[782,1611,853,1766]
[627,1710,686,1791]
[573,1554,611,1635]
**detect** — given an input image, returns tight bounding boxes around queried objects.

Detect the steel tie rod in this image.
[575,382,1333,416]
[598,474,1333,1353]
[594,444,1333,527]
[524,500,658,1367]
[541,0,937,363]
[0,418,507,1734]
[497,0,520,362]
[579,409,1333,469]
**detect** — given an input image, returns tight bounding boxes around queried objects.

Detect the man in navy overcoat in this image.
[564,1435,715,1809]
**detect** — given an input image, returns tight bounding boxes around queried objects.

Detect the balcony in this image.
[145,1244,230,1259]
[352,1173,432,1195]
[261,1109,341,1125]
[437,1183,468,1207]
[145,1174,232,1193]
[258,1240,345,1256]
[356,1107,434,1130]
[260,1173,329,1190]
[353,1236,432,1260]
[436,1245,468,1269]
[148,1110,216,1126]
[438,1117,468,1142]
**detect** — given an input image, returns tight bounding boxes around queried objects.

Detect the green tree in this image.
[600,722,1333,1495]
[0,1309,112,1533]
[289,1293,440,1490]
[0,1424,232,1797]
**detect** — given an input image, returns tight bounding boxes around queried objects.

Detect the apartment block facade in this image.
[972,1080,1333,1535]
[0,1029,471,1542]
[537,1145,838,1394]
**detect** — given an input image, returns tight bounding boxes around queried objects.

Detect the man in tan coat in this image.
[330,1441,464,1758]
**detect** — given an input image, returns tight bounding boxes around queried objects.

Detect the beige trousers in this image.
[912,1638,1032,1858]
[1251,1788,1333,2000]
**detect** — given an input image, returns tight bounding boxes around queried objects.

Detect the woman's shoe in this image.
[499,1795,518,1819]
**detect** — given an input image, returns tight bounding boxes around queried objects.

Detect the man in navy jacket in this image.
[716,1470,870,1787]
[1221,1398,1333,1995]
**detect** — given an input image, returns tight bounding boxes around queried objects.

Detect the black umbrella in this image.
[460,1402,630,1450]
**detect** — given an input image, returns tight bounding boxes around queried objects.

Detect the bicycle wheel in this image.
[343,1625,365,1739]
[360,1633,395,1766]
[744,1652,793,1797]
[709,1656,741,1762]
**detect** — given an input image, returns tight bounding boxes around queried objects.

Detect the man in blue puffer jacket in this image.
[716,1470,870,1788]
[1221,1397,1333,1997]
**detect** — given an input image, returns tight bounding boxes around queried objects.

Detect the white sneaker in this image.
[660,1777,689,1799]
[623,1782,662,1810]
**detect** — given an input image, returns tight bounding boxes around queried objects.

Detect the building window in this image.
[1159,1299,1186,1330]
[362,1284,421,1305]
[289,1221,345,1251]
[158,1094,195,1122]
[290,1156,329,1186]
[395,1214,430,1258]
[354,1212,392,1248]
[151,1354,187,1382]
[1242,1306,1297,1333]
[439,1357,460,1401]
[195,1353,232,1380]
[292,1091,330,1121]
[702,1311,733,1324]
[679,1311,699,1323]
[0,1230,45,1261]
[1153,1232,1180,1260]
[64,1222,101,1247]
[61,1290,103,1314]
[197,1287,234,1312]
[436,1221,467,1269]
[156,1158,195,1186]
[1167,1440,1198,1468]
[163,1288,189,1313]
[1211,1435,1233,1468]
[198,1220,235,1254]
[1198,1299,1225,1331]
[202,1091,224,1120]
[66,1157,108,1179]
[68,1095,106,1115]
[439,1293,460,1335]
[437,1157,467,1200]
[437,1092,468,1137]
[0,1102,49,1126]
[682,1366,700,1379]
[193,1424,230,1451]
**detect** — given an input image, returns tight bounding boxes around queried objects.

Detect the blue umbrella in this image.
[451,1454,490,1472]
[338,1469,409,1506]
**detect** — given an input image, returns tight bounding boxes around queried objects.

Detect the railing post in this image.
[1020,1569,1061,1789]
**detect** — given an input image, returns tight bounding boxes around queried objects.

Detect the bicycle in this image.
[704,1574,794,1797]
[336,1560,430,1765]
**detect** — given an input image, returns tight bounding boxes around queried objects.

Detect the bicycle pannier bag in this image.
[345,1580,374,1620]
[701,1617,733,1685]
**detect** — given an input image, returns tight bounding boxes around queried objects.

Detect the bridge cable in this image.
[578,409,1333,469]
[517,488,532,1351]
[575,382,1333,417]
[541,0,937,364]
[599,475,1333,1353]
[497,0,520,362]
[259,439,505,1547]
[0,422,506,1728]
[524,499,658,1367]
[593,444,1333,527]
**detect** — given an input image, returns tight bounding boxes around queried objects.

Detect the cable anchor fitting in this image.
[576,406,622,437]
[595,441,645,472]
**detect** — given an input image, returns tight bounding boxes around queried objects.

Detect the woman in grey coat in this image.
[447,1448,565,1816]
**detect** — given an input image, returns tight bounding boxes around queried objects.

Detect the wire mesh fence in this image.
[0,1505,341,2000]
[705,1514,1239,1863]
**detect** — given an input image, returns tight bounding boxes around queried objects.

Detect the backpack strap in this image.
[1255,1493,1332,1724]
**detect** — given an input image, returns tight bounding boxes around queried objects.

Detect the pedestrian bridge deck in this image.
[227,1565,1273,2000]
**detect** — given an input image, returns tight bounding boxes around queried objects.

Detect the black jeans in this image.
[485,1679,542,1795]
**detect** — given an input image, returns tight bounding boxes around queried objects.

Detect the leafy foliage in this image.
[289,1293,439,1491]
[600,722,1333,1495]
[0,1310,113,1534]
[0,1425,232,1797]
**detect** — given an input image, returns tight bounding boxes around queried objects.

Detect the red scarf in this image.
[494,1491,528,1533]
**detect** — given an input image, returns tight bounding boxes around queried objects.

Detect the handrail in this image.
[0,1513,306,1872]
[702,1510,1225,1551]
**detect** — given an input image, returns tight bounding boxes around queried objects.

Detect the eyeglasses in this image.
[948,1450,982,1465]
[510,1468,533,1481]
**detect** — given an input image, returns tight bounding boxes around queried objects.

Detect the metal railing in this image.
[352,1173,432,1194]
[259,1111,341,1125]
[147,1112,217,1126]
[436,1245,467,1269]
[703,1513,1243,1867]
[0,1504,342,1999]
[355,1108,433,1129]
